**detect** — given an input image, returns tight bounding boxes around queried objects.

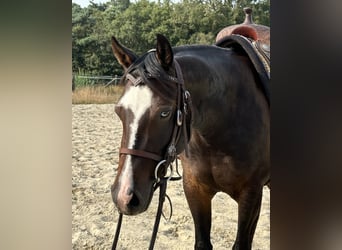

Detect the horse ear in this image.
[156,34,173,70]
[111,36,137,70]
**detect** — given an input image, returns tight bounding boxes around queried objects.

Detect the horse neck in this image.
[174,47,268,134]
[174,47,240,106]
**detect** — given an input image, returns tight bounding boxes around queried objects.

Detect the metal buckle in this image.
[167,144,176,157]
[184,103,188,114]
[184,90,191,100]
[177,110,182,126]
[184,90,191,114]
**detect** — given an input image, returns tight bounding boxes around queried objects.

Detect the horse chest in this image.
[182,148,245,195]
[210,156,245,193]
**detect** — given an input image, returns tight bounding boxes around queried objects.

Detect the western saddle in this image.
[215,7,270,105]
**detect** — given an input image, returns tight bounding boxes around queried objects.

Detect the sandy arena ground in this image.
[72,104,270,249]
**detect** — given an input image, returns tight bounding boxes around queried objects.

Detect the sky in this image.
[72,0,107,8]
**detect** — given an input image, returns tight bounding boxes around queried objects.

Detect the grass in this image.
[72,85,124,104]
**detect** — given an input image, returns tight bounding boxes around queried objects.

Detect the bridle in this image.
[111,55,192,250]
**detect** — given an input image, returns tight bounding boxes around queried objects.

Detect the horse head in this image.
[110,34,190,215]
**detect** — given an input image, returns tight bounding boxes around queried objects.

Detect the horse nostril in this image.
[128,192,140,207]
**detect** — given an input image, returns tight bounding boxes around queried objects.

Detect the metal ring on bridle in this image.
[154,160,166,183]
[154,159,175,183]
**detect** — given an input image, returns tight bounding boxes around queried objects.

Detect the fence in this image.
[73,75,122,87]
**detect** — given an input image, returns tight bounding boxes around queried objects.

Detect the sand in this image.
[72,104,270,250]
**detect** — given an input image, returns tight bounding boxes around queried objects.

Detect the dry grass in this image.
[72,85,124,104]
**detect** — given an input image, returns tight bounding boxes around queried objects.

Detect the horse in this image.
[110,34,270,249]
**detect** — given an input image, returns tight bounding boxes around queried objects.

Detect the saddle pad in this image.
[215,34,270,106]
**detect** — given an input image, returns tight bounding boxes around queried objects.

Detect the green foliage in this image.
[72,0,270,77]
[73,73,94,87]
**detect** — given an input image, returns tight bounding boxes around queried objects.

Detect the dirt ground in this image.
[72,104,270,249]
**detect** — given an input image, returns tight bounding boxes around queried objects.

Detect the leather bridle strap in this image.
[148,179,167,250]
[111,179,167,250]
[119,148,163,162]
[174,60,191,156]
[111,212,122,250]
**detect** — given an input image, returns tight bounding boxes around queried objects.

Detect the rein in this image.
[112,179,168,250]
[111,57,192,250]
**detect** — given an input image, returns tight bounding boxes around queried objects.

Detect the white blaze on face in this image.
[119,85,153,148]
[117,85,153,191]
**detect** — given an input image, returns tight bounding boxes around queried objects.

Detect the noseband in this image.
[112,57,192,250]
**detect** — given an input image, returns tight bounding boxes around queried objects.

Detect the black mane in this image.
[125,51,179,101]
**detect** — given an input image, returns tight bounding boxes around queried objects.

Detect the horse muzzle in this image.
[111,183,150,216]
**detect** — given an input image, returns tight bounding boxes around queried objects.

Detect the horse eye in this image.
[160,110,171,118]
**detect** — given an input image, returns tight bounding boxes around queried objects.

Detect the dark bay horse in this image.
[110,34,269,249]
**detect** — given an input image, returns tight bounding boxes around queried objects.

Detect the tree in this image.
[72,0,270,78]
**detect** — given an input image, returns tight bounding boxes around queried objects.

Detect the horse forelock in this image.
[124,52,178,102]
